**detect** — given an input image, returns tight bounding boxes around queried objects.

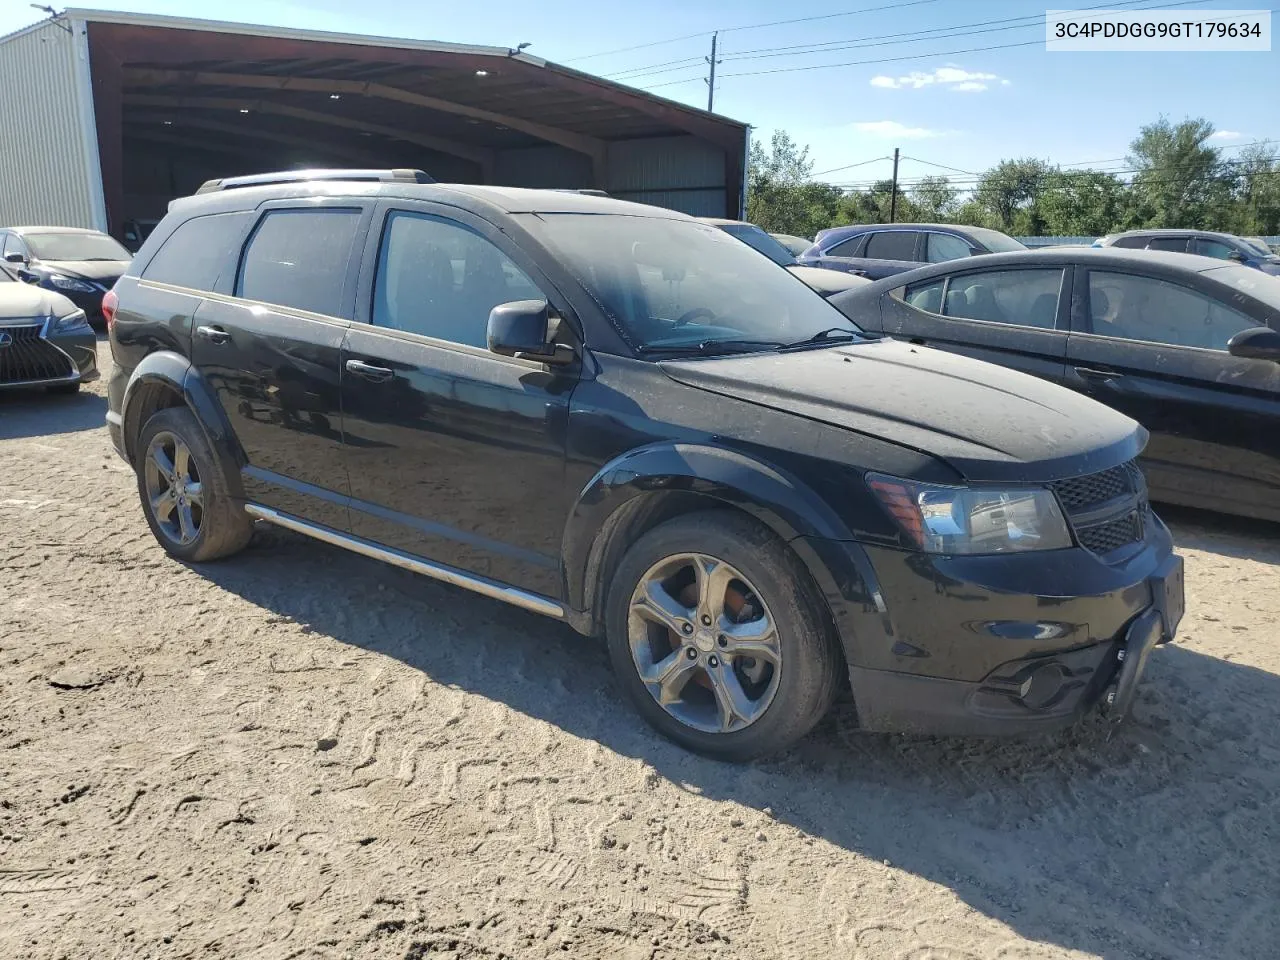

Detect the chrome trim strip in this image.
[243,503,566,620]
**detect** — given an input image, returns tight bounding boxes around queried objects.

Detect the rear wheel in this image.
[135,406,252,562]
[605,510,841,761]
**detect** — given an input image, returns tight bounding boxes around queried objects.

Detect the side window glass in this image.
[237,208,362,316]
[865,231,918,261]
[1111,236,1148,249]
[3,234,25,258]
[926,233,971,263]
[942,269,1063,328]
[372,210,543,348]
[142,212,253,291]
[1087,271,1257,350]
[1147,237,1188,253]
[904,279,944,313]
[825,235,864,257]
[1192,237,1234,259]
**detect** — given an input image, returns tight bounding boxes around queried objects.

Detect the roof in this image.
[8,226,107,235]
[1106,228,1235,238]
[696,217,750,227]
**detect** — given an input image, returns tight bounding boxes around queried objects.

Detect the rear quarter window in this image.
[141,212,254,292]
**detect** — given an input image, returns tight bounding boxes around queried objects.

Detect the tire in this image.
[605,510,841,762]
[135,405,252,562]
[47,381,79,395]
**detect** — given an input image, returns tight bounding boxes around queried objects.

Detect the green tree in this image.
[973,158,1054,232]
[1038,170,1128,235]
[745,131,843,237]
[1229,141,1280,235]
[910,175,959,221]
[1127,116,1223,228]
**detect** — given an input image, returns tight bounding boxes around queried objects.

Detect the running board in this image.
[243,503,565,620]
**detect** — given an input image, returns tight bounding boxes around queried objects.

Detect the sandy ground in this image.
[2,338,1279,960]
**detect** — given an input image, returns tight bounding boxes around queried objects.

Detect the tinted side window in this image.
[926,233,971,263]
[142,212,253,291]
[865,231,918,261]
[1111,236,1148,249]
[825,235,865,257]
[1192,237,1234,259]
[903,278,944,313]
[237,208,362,316]
[1146,237,1188,253]
[943,269,1064,328]
[1087,271,1257,350]
[372,211,542,348]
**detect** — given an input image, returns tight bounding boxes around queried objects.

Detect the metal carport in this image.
[0,10,749,238]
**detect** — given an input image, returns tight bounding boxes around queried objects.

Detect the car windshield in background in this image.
[528,214,859,353]
[1240,237,1277,258]
[1204,265,1280,311]
[968,227,1027,253]
[719,224,797,266]
[25,232,131,262]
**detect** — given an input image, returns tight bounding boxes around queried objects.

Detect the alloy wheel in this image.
[627,552,782,734]
[143,430,204,546]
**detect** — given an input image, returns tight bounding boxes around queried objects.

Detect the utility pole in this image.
[705,32,720,112]
[889,147,900,223]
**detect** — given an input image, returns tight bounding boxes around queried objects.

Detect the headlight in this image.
[50,309,90,334]
[868,473,1073,555]
[48,275,97,293]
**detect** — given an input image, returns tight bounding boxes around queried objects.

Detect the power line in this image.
[812,155,893,177]
[563,0,946,64]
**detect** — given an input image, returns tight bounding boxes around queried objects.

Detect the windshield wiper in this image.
[636,338,786,358]
[780,327,864,350]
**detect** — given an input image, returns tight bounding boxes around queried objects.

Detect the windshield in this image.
[718,224,797,266]
[1240,237,1276,259]
[527,214,860,354]
[25,232,131,262]
[968,227,1027,253]
[1205,265,1280,312]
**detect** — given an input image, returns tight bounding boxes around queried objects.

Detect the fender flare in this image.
[561,442,885,648]
[119,350,245,499]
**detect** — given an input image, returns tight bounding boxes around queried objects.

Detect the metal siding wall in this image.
[605,136,727,216]
[494,146,593,189]
[0,21,98,227]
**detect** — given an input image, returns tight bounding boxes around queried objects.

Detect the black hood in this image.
[660,339,1146,483]
[32,259,129,283]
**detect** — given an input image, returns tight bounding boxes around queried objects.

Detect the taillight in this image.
[102,288,118,330]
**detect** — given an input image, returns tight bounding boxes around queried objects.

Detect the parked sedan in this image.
[770,233,813,257]
[831,248,1280,521]
[1,226,132,325]
[1094,229,1280,276]
[697,218,870,298]
[799,222,1026,280]
[0,270,98,393]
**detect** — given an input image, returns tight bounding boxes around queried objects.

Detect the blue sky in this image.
[4,0,1275,188]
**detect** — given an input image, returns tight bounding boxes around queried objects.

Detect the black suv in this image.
[106,169,1183,760]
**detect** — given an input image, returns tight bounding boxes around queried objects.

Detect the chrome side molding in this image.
[243,503,566,620]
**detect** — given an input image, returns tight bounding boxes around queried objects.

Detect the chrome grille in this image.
[0,323,74,385]
[1051,461,1146,557]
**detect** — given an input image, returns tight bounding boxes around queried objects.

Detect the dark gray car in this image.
[799,222,1027,280]
[1093,229,1280,276]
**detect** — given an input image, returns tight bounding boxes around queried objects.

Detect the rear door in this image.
[881,264,1070,384]
[1065,267,1280,515]
[193,199,373,530]
[814,230,922,279]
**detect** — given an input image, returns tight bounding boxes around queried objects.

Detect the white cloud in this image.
[1210,130,1243,140]
[869,65,1008,92]
[852,120,948,140]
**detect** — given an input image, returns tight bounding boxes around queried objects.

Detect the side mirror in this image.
[1227,250,1246,263]
[4,252,25,264]
[1227,326,1280,362]
[487,300,575,366]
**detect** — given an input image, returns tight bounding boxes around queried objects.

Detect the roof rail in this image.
[551,188,610,197]
[195,168,434,194]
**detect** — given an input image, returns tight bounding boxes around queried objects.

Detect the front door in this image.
[339,203,578,598]
[193,201,371,530]
[1066,267,1280,516]
[882,265,1070,385]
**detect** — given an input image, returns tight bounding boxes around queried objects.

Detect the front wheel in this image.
[135,406,252,562]
[605,510,841,761]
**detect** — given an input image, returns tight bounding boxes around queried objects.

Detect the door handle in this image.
[196,325,231,344]
[345,359,394,383]
[1073,365,1118,382]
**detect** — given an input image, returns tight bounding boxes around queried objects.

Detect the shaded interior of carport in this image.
[83,19,748,237]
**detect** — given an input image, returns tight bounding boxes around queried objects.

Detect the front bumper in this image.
[797,517,1182,736]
